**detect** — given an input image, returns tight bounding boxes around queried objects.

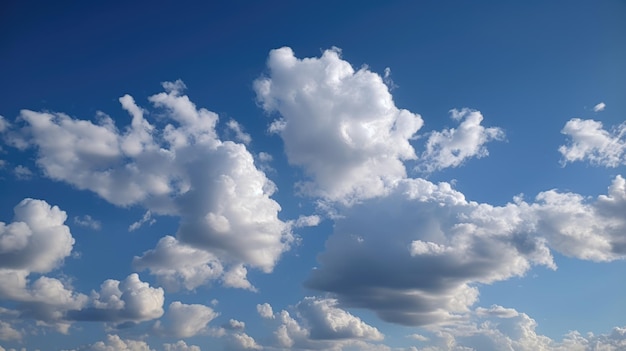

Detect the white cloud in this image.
[83,334,154,351]
[418,109,504,173]
[407,333,429,342]
[306,174,626,326]
[593,102,606,112]
[224,319,246,331]
[13,165,33,180]
[291,215,321,228]
[73,215,101,230]
[0,115,9,132]
[559,118,626,167]
[67,273,164,324]
[0,321,22,341]
[128,211,155,232]
[254,47,423,204]
[5,81,294,290]
[270,303,387,351]
[162,341,201,351]
[0,198,74,274]
[153,301,218,338]
[416,306,626,351]
[222,264,257,291]
[305,178,554,326]
[231,332,263,350]
[133,235,223,291]
[257,303,274,319]
[296,297,383,341]
[227,119,252,145]
[531,175,626,261]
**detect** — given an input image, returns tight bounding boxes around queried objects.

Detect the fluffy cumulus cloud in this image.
[153,301,218,338]
[254,47,423,203]
[133,236,223,291]
[257,303,274,319]
[0,199,86,331]
[77,334,154,351]
[418,109,504,173]
[265,297,385,351]
[162,341,201,351]
[559,118,626,167]
[296,297,383,341]
[412,306,626,351]
[67,274,164,325]
[3,80,294,290]
[306,174,626,326]
[0,198,74,274]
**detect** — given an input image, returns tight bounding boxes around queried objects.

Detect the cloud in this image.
[128,211,155,232]
[257,303,274,319]
[296,297,383,341]
[270,302,386,351]
[418,109,504,173]
[231,332,263,350]
[79,334,155,351]
[222,264,257,291]
[291,215,321,228]
[306,175,626,326]
[74,215,101,230]
[0,198,74,274]
[227,119,252,145]
[133,235,223,291]
[254,47,423,204]
[13,165,33,180]
[416,306,626,351]
[67,274,164,324]
[305,178,553,326]
[559,118,626,167]
[224,319,246,331]
[153,301,218,338]
[4,81,294,290]
[162,341,201,351]
[0,321,22,341]
[593,102,606,112]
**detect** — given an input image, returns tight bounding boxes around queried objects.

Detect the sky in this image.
[0,1,625,350]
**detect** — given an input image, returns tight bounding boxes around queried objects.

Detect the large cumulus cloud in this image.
[306,174,626,326]
[4,81,293,289]
[254,47,423,204]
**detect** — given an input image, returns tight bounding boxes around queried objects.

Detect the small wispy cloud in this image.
[14,165,33,180]
[74,215,102,230]
[593,102,606,112]
[129,210,156,232]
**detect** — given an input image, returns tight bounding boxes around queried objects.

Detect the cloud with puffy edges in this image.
[306,174,626,326]
[262,297,386,351]
[413,305,626,351]
[559,118,626,167]
[254,47,423,204]
[162,341,201,351]
[3,80,294,290]
[71,334,154,351]
[153,301,218,338]
[133,235,223,292]
[257,303,274,319]
[67,273,164,325]
[0,199,86,332]
[418,109,504,173]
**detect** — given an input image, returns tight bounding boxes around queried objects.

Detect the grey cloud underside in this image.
[306,176,626,326]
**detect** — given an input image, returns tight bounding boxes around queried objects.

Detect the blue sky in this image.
[1,1,625,350]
